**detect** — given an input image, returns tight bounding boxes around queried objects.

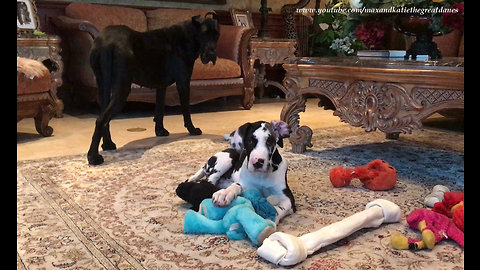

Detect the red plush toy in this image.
[329,159,397,191]
[432,192,464,232]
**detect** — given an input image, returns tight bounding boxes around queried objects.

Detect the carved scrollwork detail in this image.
[281,75,313,153]
[282,76,302,101]
[333,81,424,134]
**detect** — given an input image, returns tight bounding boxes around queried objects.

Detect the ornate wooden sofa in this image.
[17,57,56,136]
[51,2,257,109]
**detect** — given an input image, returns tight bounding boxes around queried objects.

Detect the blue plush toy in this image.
[183,188,278,246]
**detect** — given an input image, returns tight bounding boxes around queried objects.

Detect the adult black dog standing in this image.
[87,13,220,165]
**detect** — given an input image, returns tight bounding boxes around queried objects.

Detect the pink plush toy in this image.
[390,208,464,250]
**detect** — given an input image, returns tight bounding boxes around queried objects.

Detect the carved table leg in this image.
[386,132,400,140]
[242,87,255,110]
[257,63,266,99]
[48,39,65,118]
[280,76,313,153]
[242,56,257,110]
[34,104,55,137]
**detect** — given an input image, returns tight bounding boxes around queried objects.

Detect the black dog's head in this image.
[192,12,220,65]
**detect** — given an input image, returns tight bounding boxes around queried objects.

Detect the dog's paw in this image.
[187,127,202,136]
[155,127,170,137]
[88,154,104,165]
[212,189,235,207]
[101,141,117,151]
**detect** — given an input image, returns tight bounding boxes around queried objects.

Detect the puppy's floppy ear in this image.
[270,120,291,148]
[236,122,251,149]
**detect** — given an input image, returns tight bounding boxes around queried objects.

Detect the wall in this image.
[37,0,317,13]
[36,0,317,37]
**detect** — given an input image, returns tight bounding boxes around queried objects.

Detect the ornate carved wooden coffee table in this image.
[279,57,464,153]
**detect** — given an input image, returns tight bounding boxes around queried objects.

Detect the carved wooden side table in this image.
[17,35,64,117]
[280,57,464,153]
[249,38,296,98]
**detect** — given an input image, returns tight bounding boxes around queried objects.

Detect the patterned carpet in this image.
[17,125,464,270]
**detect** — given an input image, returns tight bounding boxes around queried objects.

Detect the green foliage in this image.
[308,0,464,56]
[309,0,367,56]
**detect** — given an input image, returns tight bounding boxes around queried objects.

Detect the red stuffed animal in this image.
[329,159,397,191]
[432,192,464,232]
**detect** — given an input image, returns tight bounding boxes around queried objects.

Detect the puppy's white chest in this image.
[235,160,286,195]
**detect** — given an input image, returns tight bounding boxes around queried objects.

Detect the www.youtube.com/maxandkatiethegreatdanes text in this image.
[296,6,459,16]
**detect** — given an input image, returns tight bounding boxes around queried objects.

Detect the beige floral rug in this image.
[17,125,464,270]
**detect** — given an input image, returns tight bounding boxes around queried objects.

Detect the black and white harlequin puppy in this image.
[187,120,296,224]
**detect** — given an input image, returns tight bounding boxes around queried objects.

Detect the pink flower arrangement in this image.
[354,21,387,48]
[442,2,464,31]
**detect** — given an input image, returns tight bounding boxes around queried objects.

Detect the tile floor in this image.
[17,97,463,161]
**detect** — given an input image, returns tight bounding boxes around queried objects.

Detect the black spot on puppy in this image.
[271,149,282,172]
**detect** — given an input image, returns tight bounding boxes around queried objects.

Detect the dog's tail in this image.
[90,44,115,109]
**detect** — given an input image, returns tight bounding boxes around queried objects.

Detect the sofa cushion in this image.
[146,8,214,30]
[191,58,241,80]
[17,57,51,95]
[65,2,147,32]
[216,25,247,63]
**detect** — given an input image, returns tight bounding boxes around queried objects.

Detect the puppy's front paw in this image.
[212,189,235,207]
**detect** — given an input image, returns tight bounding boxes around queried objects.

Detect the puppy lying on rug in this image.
[177,120,295,227]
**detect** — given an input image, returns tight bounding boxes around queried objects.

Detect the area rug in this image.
[17,125,464,270]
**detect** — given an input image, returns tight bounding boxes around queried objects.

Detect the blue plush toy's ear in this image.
[242,189,278,222]
[241,188,261,200]
[254,199,278,222]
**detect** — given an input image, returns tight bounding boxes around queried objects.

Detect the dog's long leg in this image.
[88,47,111,165]
[101,124,116,151]
[175,80,202,135]
[87,103,111,165]
[87,47,131,165]
[154,87,169,137]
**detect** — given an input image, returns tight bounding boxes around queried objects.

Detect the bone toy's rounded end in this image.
[365,199,402,223]
[257,232,307,266]
[424,185,450,207]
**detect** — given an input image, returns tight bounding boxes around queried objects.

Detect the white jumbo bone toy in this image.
[257,199,402,266]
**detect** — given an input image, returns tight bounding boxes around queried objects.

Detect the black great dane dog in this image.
[87,13,219,165]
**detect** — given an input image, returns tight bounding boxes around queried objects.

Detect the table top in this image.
[251,38,296,43]
[17,34,61,47]
[289,56,464,72]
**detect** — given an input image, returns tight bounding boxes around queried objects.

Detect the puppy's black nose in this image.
[253,159,265,169]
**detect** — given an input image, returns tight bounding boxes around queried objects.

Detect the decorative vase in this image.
[394,14,442,59]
